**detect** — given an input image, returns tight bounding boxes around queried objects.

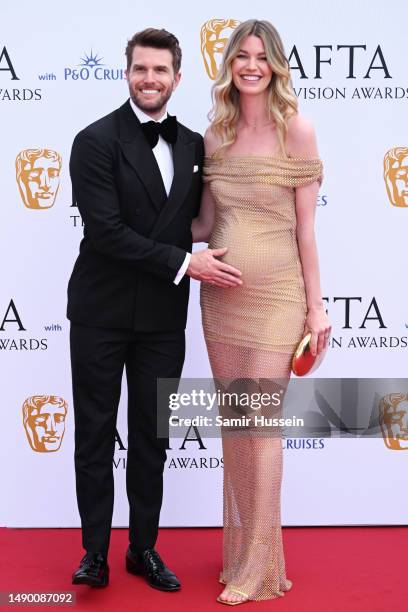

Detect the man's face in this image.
[380,399,408,450]
[390,155,408,206]
[19,156,61,209]
[126,45,180,118]
[27,403,66,452]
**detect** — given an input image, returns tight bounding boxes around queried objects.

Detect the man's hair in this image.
[125,28,182,73]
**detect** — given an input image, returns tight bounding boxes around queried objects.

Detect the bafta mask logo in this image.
[379,393,408,450]
[22,395,67,452]
[383,147,408,207]
[16,149,62,209]
[200,19,240,80]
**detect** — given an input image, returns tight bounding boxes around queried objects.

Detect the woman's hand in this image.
[304,306,331,356]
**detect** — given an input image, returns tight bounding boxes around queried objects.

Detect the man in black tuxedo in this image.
[68,28,241,590]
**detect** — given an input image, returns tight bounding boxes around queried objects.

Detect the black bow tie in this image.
[141,115,178,148]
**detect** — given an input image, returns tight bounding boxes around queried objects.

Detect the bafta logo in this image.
[383,147,408,207]
[16,149,62,209]
[379,393,408,450]
[22,395,67,452]
[200,19,240,79]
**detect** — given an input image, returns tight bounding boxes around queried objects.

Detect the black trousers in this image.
[70,323,185,554]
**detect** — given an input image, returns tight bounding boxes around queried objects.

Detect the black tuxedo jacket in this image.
[67,100,203,331]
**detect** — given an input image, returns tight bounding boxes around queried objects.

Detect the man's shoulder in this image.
[177,120,203,146]
[74,103,126,143]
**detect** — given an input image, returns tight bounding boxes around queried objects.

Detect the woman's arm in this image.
[188,127,242,287]
[192,182,215,243]
[192,127,218,243]
[287,114,331,356]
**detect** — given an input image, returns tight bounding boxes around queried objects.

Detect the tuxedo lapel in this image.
[118,101,167,212]
[151,131,195,238]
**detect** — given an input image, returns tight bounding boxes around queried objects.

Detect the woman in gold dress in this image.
[192,19,331,605]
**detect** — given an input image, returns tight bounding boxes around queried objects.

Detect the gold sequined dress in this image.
[200,155,323,601]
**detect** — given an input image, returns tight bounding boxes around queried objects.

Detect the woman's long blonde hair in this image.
[209,19,298,157]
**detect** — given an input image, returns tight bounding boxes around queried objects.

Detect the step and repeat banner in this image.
[1,0,407,527]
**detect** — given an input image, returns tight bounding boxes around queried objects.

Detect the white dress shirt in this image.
[129,99,191,285]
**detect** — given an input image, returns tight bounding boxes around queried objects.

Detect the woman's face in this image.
[231,35,273,96]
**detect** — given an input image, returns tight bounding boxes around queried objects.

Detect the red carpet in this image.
[0,527,407,611]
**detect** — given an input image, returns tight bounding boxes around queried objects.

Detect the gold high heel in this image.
[217,587,250,606]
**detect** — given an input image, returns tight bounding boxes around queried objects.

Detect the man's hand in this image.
[187,247,242,287]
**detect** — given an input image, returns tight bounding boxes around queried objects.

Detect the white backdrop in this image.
[1,0,407,528]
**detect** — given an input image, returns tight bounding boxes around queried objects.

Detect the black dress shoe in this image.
[126,547,181,591]
[72,552,109,587]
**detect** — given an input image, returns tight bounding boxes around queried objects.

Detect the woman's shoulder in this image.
[203,125,220,157]
[286,113,319,159]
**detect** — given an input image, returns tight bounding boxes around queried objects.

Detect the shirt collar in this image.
[129,98,168,124]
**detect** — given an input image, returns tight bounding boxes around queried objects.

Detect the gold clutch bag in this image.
[291,332,327,377]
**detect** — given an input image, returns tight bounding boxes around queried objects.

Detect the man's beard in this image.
[129,86,173,115]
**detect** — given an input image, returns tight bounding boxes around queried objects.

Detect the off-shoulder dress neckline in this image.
[204,154,321,162]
